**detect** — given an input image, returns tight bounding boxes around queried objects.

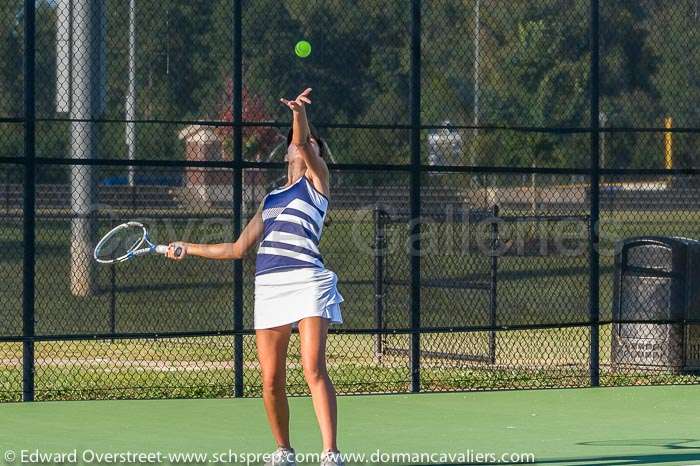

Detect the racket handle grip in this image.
[156,244,184,257]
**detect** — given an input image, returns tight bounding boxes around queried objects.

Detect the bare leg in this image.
[298,317,338,452]
[256,325,293,449]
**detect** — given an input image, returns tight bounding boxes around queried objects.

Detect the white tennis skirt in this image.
[254,267,344,330]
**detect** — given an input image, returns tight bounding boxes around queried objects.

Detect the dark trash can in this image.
[612,236,700,371]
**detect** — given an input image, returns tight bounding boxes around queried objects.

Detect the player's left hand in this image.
[280,88,312,113]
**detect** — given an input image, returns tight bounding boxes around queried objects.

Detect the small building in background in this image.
[178,124,231,207]
[178,124,277,211]
[427,120,463,166]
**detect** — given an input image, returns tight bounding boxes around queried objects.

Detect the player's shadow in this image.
[528,439,700,466]
[535,439,700,466]
[578,438,700,450]
[407,439,700,466]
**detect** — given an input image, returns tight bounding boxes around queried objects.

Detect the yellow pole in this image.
[664,116,673,170]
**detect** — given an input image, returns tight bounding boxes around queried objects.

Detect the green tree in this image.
[646,0,700,168]
[599,0,661,168]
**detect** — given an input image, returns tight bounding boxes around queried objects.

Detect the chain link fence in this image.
[1,0,699,401]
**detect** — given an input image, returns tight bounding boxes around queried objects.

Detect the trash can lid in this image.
[621,236,700,247]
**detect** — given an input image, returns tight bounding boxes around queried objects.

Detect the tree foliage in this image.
[0,0,697,174]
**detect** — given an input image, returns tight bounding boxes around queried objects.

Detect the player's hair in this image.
[286,123,328,159]
[286,123,332,226]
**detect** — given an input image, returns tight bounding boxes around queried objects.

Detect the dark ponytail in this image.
[286,123,328,159]
[286,124,332,227]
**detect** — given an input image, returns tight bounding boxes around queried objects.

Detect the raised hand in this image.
[280,88,312,113]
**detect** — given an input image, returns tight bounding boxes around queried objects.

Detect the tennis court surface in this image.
[2,385,698,466]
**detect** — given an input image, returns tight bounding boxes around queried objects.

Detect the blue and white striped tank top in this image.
[255,174,329,276]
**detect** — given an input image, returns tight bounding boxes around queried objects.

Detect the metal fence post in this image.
[409,0,422,393]
[489,205,499,365]
[589,0,601,387]
[232,0,245,397]
[22,0,36,402]
[373,205,385,360]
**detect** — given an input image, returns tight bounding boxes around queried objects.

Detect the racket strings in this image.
[95,225,146,262]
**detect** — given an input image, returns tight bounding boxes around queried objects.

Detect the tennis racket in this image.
[93,221,182,264]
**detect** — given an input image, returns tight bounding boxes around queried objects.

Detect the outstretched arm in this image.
[280,88,329,183]
[166,204,264,260]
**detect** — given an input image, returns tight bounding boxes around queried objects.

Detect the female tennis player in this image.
[165,88,344,466]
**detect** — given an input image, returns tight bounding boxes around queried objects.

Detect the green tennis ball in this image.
[295,40,312,58]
